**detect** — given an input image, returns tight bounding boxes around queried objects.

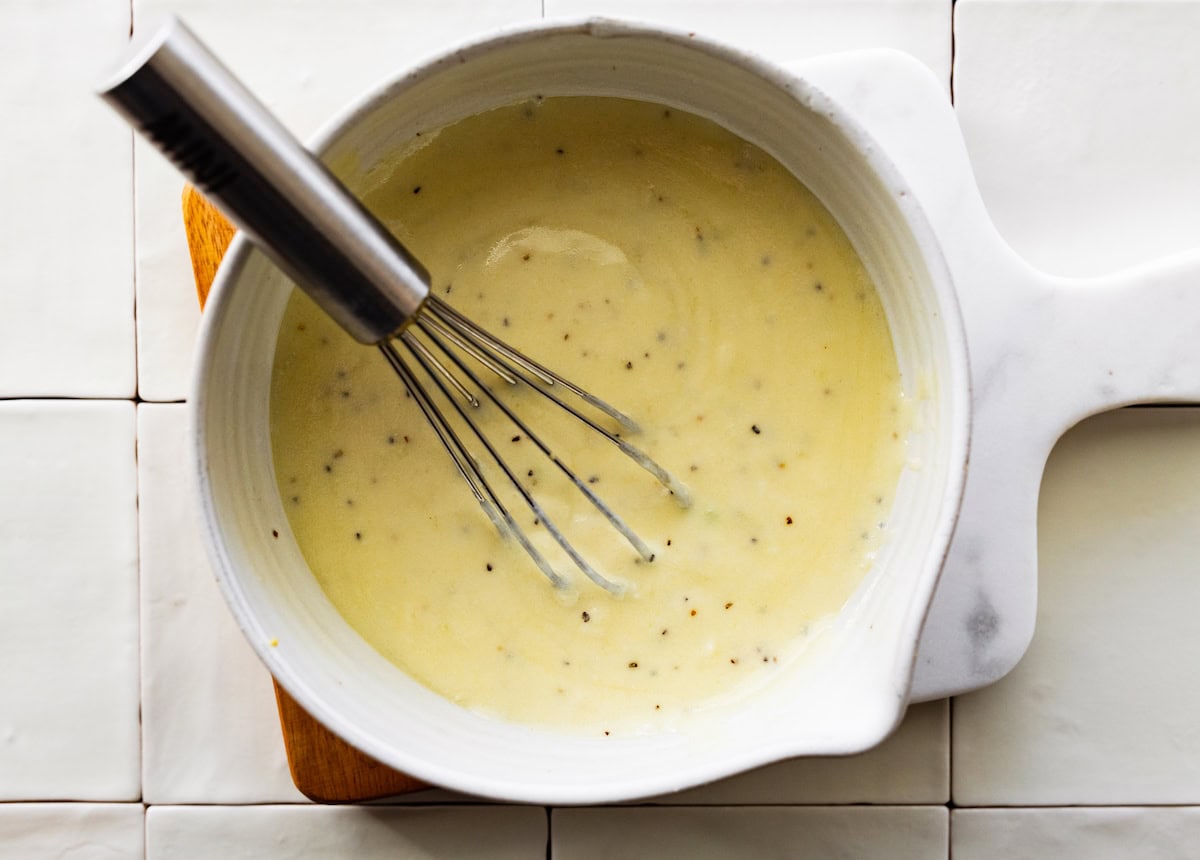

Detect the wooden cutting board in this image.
[183,186,428,803]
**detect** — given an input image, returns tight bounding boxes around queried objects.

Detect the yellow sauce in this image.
[270,97,906,734]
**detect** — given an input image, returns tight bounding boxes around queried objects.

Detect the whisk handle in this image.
[99,17,429,344]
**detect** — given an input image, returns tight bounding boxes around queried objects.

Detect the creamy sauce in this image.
[270,97,906,733]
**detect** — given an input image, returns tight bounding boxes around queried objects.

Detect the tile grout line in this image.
[949,0,957,105]
[129,0,140,406]
[129,0,149,817]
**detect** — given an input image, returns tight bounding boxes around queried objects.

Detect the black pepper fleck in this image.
[582,611,590,622]
[271,530,279,539]
[751,424,761,435]
[412,185,421,194]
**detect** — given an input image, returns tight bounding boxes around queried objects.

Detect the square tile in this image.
[656,700,947,804]
[139,403,493,804]
[0,0,134,397]
[954,0,1200,275]
[146,805,547,858]
[953,408,1200,805]
[138,403,303,803]
[545,0,951,84]
[133,0,542,401]
[952,808,1200,860]
[0,804,143,860]
[0,402,140,801]
[552,806,947,859]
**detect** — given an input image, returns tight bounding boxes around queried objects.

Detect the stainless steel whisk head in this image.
[100,17,689,592]
[385,296,690,592]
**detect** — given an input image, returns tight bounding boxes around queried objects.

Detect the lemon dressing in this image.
[270,97,907,733]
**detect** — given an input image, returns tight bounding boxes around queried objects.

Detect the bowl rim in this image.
[190,16,972,802]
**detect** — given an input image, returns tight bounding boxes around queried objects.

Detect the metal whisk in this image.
[100,18,689,592]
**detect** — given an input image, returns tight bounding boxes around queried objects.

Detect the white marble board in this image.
[794,51,1200,702]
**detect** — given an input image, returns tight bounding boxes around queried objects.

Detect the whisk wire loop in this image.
[417,322,657,564]
[392,331,623,593]
[424,297,640,432]
[380,340,568,590]
[399,330,479,407]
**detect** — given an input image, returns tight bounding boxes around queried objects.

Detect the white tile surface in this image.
[138,404,304,803]
[552,806,947,859]
[2,1,1199,855]
[545,0,951,85]
[953,408,1200,805]
[660,700,947,804]
[0,402,140,801]
[0,0,135,398]
[0,804,144,860]
[952,807,1200,860]
[147,805,547,859]
[133,0,542,401]
[955,0,1200,276]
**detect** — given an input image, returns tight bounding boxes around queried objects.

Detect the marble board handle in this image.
[791,51,1200,700]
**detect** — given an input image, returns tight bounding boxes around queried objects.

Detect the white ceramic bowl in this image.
[192,19,970,803]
